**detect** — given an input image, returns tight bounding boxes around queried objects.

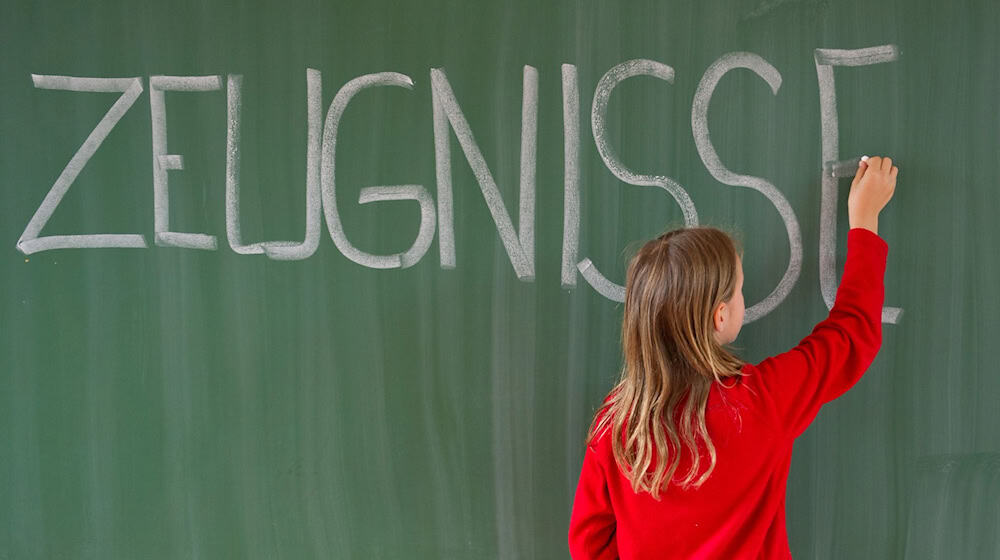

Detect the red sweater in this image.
[568,228,887,559]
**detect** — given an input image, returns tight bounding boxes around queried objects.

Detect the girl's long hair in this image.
[587,227,745,499]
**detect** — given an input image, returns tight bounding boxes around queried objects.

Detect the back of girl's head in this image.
[622,226,742,384]
[590,226,744,498]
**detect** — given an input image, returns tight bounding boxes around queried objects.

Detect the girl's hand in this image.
[848,155,898,234]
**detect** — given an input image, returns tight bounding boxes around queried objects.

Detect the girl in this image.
[568,156,898,559]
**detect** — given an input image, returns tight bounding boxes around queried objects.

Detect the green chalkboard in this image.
[3,0,999,557]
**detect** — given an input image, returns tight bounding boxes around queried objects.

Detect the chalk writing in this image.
[692,52,802,323]
[815,45,903,323]
[20,48,902,324]
[18,76,147,254]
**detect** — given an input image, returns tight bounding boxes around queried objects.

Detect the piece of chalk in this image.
[826,158,867,177]
[861,155,870,162]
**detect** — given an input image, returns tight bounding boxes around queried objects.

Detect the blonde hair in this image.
[587,227,745,499]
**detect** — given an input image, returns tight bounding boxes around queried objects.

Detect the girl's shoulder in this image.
[708,363,786,434]
[711,363,765,405]
[587,400,615,447]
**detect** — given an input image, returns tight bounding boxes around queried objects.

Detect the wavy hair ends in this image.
[587,227,746,499]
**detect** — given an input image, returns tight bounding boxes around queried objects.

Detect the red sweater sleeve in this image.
[568,445,619,559]
[753,228,888,439]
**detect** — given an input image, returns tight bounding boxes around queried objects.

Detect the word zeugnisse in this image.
[17,46,901,324]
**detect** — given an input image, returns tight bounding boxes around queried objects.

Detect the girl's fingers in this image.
[890,166,898,179]
[881,156,893,171]
[852,159,868,185]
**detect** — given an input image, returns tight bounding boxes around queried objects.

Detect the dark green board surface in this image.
[2,0,999,557]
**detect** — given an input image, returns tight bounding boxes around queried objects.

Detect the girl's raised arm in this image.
[750,156,897,438]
